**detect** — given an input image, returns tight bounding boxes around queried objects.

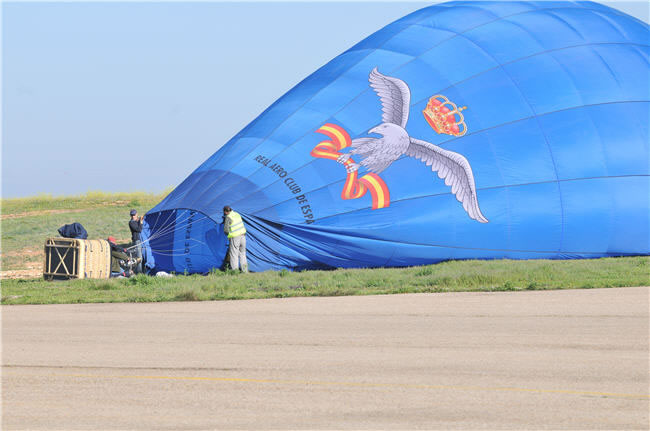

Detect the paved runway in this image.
[2,287,649,430]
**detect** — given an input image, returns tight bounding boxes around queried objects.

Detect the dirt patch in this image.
[1,268,41,279]
[2,248,43,278]
[1,208,90,220]
[1,201,132,220]
[3,248,42,258]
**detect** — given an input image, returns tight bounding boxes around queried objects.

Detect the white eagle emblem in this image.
[337,68,488,223]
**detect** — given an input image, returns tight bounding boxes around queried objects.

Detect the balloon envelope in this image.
[142,0,650,273]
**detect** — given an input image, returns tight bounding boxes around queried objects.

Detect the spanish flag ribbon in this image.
[311,123,390,210]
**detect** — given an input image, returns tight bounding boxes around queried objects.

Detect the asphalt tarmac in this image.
[2,287,649,430]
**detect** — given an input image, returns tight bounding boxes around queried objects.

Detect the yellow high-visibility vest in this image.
[226,211,246,238]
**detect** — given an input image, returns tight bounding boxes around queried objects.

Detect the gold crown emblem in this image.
[422,95,467,137]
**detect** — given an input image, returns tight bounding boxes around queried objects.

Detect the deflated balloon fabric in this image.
[141,1,650,273]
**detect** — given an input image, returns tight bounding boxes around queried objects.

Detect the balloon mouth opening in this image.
[142,208,227,273]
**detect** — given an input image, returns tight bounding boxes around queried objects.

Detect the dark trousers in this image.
[132,239,143,273]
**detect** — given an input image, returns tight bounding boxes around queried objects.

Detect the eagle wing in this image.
[407,138,488,223]
[368,68,410,128]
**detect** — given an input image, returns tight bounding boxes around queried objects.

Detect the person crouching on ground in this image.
[128,209,143,273]
[107,236,137,277]
[223,206,248,273]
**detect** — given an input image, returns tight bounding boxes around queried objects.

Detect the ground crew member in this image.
[107,236,139,277]
[129,209,143,273]
[223,205,248,273]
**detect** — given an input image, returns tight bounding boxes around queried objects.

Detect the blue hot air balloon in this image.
[141,1,649,273]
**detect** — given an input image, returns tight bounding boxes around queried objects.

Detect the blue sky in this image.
[2,1,648,198]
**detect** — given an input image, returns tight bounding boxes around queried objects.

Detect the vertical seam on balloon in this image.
[590,46,623,89]
[590,47,648,253]
[487,18,572,254]
[632,45,650,68]
[545,10,587,41]
[584,46,620,181]
[536,43,632,252]
[592,9,631,39]
[577,46,620,252]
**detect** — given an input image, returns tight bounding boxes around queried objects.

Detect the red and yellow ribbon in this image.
[311,123,390,210]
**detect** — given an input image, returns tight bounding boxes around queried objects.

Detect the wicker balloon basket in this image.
[43,238,111,280]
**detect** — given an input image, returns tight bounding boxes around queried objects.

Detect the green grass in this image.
[1,190,168,215]
[1,256,648,305]
[2,192,648,305]
[1,191,168,271]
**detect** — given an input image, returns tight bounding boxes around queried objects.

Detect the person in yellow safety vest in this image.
[223,205,248,273]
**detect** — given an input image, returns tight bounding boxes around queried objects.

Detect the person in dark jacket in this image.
[128,209,143,273]
[107,236,133,277]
